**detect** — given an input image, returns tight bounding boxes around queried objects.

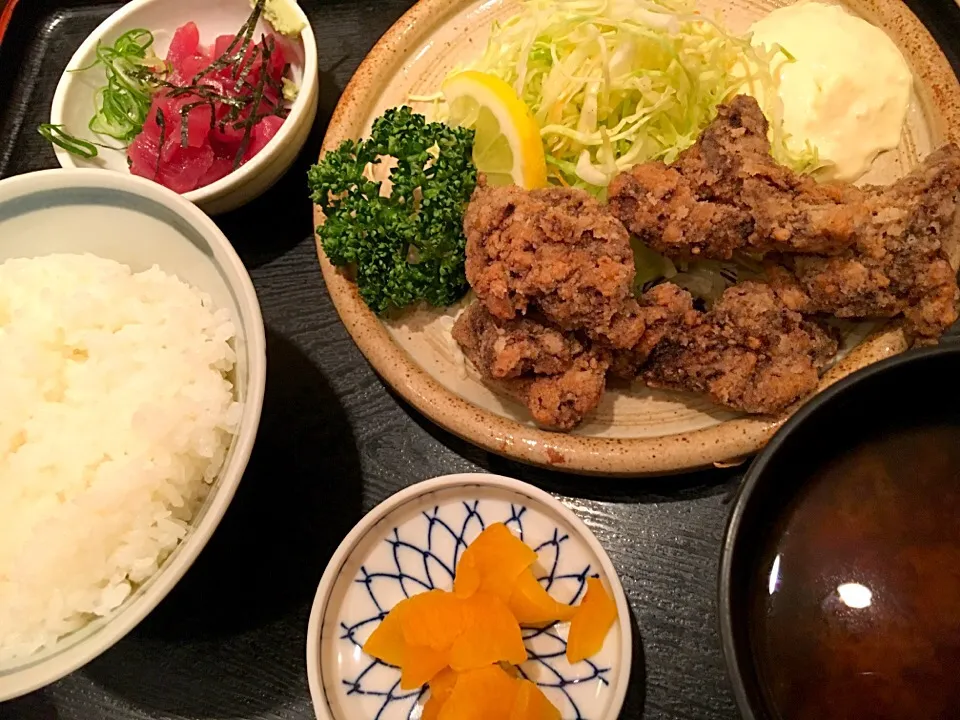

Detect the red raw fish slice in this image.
[147,97,187,164]
[216,34,285,91]
[129,127,215,193]
[262,87,282,109]
[202,72,228,94]
[248,95,285,124]
[133,95,212,167]
[138,97,166,141]
[169,95,214,148]
[174,53,214,85]
[213,34,239,61]
[184,104,214,148]
[212,100,281,146]
[157,143,215,193]
[243,115,284,162]
[215,37,264,83]
[127,22,289,193]
[128,131,161,181]
[197,157,234,188]
[166,22,200,68]
[139,95,185,161]
[211,105,247,145]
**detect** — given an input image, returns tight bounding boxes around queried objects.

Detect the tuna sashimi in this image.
[166,22,201,69]
[243,115,285,162]
[128,21,291,194]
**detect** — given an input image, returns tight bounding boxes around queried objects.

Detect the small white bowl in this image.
[0,168,267,700]
[49,0,319,215]
[306,473,633,720]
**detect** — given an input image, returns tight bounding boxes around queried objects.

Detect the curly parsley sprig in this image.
[309,107,478,315]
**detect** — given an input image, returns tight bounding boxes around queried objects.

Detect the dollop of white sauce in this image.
[744,1,913,181]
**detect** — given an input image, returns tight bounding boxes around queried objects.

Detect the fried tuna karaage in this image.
[643,282,838,414]
[608,95,960,338]
[463,183,646,349]
[767,144,960,337]
[608,96,960,261]
[608,96,869,258]
[456,182,839,424]
[452,302,609,431]
[452,96,960,430]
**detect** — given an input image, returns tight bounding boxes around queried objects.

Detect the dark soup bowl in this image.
[719,344,960,720]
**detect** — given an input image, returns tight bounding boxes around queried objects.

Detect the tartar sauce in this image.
[742,1,912,182]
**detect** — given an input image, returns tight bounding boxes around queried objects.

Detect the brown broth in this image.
[749,423,960,720]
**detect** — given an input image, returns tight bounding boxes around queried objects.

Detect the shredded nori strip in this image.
[154,107,166,179]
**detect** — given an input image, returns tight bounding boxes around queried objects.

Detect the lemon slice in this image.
[442,71,547,189]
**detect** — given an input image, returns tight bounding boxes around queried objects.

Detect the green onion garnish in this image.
[84,29,166,146]
[37,124,99,159]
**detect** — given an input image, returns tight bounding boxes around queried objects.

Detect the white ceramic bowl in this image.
[49,0,319,215]
[306,473,633,720]
[0,168,267,700]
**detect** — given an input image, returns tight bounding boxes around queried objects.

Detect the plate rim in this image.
[313,0,960,476]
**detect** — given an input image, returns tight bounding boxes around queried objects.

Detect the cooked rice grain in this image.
[0,254,241,661]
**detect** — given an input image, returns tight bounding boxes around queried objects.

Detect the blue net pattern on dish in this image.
[339,500,610,719]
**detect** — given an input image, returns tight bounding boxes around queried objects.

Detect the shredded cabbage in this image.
[631,237,676,292]
[460,0,820,192]
[631,237,767,303]
[672,255,763,302]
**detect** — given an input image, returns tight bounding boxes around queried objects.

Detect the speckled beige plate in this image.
[315,0,960,476]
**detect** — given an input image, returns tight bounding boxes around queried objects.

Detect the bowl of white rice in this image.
[0,168,266,700]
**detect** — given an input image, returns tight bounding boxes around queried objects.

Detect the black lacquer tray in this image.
[0,0,957,718]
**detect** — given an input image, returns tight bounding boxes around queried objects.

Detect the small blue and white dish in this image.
[305,473,632,720]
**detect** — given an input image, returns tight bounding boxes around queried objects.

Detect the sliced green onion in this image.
[37,124,99,159]
[87,29,166,142]
[38,28,164,158]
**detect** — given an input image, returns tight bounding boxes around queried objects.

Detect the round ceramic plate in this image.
[305,473,632,720]
[314,0,960,475]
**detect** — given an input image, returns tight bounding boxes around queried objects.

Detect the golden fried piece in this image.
[767,145,960,338]
[643,282,838,415]
[463,183,643,349]
[609,283,701,379]
[452,302,609,431]
[607,161,757,261]
[608,96,960,264]
[768,253,958,339]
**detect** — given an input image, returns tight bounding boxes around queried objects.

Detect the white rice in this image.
[0,254,241,662]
